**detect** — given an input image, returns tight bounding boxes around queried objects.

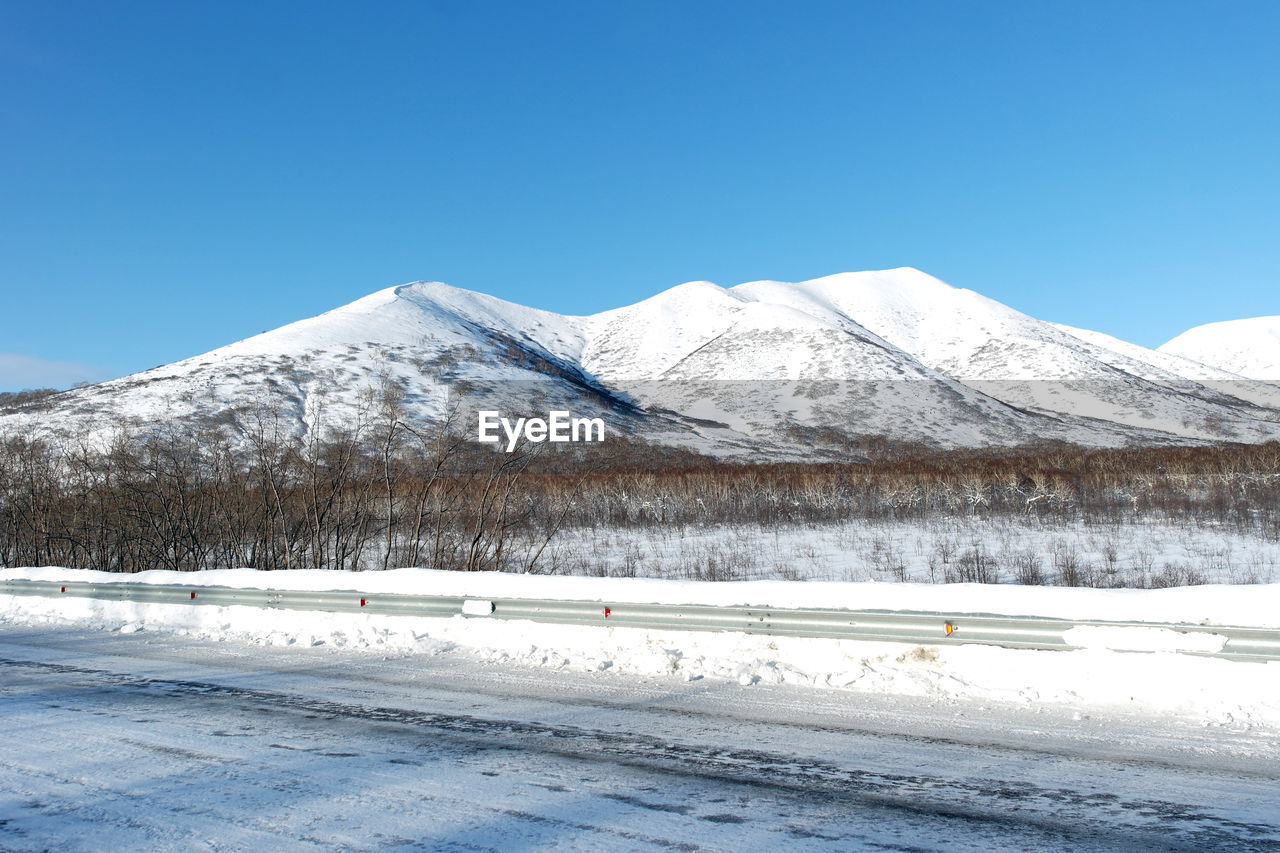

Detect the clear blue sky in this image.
[2,0,1277,390]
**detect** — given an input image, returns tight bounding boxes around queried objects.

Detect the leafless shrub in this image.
[1149,562,1208,588]
[1012,549,1045,585]
[0,388,61,412]
[773,563,804,581]
[867,535,908,582]
[618,542,642,578]
[1053,541,1084,587]
[948,543,998,584]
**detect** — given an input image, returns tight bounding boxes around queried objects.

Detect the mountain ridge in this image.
[1160,316,1280,381]
[6,268,1280,457]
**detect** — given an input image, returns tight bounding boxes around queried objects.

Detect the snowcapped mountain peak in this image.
[660,279,732,295]
[577,281,748,380]
[1159,316,1280,380]
[594,279,740,317]
[726,268,1050,378]
[394,279,579,330]
[804,265,963,293]
[8,268,1280,455]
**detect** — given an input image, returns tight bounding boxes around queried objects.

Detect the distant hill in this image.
[1160,316,1280,381]
[5,268,1280,456]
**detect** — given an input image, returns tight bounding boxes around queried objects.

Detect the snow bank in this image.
[1062,625,1228,654]
[4,565,1280,627]
[3,567,1280,729]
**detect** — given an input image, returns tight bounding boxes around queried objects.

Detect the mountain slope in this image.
[5,270,1280,456]
[1160,316,1280,380]
[617,268,1280,444]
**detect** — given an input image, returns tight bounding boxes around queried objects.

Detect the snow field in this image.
[4,566,1280,731]
[1161,314,1280,380]
[547,515,1280,588]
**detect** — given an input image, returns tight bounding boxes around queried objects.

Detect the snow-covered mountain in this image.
[1159,316,1280,381]
[6,269,1280,456]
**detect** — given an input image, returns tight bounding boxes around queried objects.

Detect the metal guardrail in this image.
[3,578,1279,662]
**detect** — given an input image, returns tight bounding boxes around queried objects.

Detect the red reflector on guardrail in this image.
[60,586,66,593]
[190,591,197,599]
[360,598,367,607]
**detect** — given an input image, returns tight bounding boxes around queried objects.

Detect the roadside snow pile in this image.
[1062,625,1229,654]
[6,564,1280,624]
[3,567,1279,728]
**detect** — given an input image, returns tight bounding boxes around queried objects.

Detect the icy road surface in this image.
[1,626,1278,852]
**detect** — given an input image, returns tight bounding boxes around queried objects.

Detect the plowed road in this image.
[1,626,1277,851]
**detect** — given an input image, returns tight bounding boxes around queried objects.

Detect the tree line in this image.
[1,400,1277,573]
[556,441,1280,532]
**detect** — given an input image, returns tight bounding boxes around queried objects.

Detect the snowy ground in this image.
[4,566,1280,725]
[545,516,1280,586]
[3,567,1280,850]
[3,626,1279,852]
